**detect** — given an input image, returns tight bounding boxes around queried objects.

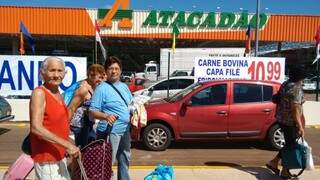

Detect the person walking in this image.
[68,64,105,148]
[90,56,133,180]
[266,65,308,179]
[29,56,80,180]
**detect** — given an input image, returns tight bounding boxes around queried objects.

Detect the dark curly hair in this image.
[104,56,122,70]
[289,65,309,82]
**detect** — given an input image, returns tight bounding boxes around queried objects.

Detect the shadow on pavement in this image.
[235,166,286,180]
[132,141,277,151]
[0,128,10,136]
[204,162,286,180]
[204,161,241,167]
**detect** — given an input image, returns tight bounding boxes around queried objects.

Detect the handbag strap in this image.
[77,156,88,180]
[106,81,128,106]
[105,124,113,142]
[296,136,304,143]
[287,168,304,177]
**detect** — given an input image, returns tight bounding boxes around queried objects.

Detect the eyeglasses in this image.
[107,67,121,71]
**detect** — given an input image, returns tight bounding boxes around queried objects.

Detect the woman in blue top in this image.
[90,56,133,180]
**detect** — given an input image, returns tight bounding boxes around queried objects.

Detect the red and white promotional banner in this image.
[194,57,285,83]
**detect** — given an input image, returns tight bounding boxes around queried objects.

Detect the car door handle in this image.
[216,111,227,115]
[262,109,272,113]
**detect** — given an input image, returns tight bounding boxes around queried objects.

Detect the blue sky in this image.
[0,0,319,15]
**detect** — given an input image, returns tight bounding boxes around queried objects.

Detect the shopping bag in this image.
[144,164,174,180]
[69,125,113,180]
[281,138,307,177]
[21,133,31,155]
[69,139,113,180]
[301,140,315,170]
[4,153,34,180]
[77,156,89,180]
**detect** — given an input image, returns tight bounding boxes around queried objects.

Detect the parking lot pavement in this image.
[1,165,320,180]
[1,122,320,179]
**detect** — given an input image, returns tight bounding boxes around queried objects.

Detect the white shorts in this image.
[34,158,71,180]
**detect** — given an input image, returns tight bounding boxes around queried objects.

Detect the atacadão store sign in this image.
[142,11,268,29]
[98,9,269,30]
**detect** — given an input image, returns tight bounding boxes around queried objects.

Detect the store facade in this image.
[0,6,319,69]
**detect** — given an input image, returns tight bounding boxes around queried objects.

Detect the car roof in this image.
[200,79,281,86]
[172,70,191,73]
[165,76,194,79]
[148,76,195,87]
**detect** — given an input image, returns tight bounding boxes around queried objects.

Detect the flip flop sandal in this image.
[280,175,291,179]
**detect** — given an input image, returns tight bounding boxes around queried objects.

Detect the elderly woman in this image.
[266,65,308,179]
[29,56,80,179]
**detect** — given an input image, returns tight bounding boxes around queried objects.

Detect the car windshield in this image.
[304,79,312,83]
[168,82,202,102]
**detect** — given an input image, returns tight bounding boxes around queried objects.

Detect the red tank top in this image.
[30,86,70,163]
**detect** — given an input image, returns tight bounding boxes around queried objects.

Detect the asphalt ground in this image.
[0,122,320,179]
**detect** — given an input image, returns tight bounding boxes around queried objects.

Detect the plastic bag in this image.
[62,81,80,106]
[144,164,174,180]
[300,140,315,170]
[139,104,147,127]
[130,95,150,128]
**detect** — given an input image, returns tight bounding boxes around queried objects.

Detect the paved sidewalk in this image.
[1,166,319,180]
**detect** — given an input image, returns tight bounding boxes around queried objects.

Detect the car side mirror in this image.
[180,100,192,116]
[148,87,154,91]
[182,100,192,107]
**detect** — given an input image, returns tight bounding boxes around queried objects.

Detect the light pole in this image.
[255,0,260,57]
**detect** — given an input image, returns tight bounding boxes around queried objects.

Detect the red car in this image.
[128,77,146,93]
[132,80,283,151]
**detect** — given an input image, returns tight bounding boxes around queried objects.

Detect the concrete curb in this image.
[2,165,320,170]
[306,125,320,129]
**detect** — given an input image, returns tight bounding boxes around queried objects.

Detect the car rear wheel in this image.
[268,124,285,150]
[142,123,172,151]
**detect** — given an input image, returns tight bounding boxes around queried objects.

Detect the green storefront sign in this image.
[98,9,269,29]
[143,10,268,29]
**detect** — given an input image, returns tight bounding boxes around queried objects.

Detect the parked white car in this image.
[303,76,320,91]
[171,70,192,77]
[133,76,195,100]
[303,78,316,91]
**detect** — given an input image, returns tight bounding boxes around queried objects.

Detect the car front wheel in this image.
[142,123,172,151]
[268,124,285,150]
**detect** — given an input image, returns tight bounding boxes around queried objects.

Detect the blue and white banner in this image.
[0,55,87,96]
[194,57,285,83]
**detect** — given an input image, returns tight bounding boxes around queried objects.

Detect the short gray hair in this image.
[41,56,65,72]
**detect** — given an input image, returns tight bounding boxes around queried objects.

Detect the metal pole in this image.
[254,0,260,57]
[316,59,319,101]
[95,37,97,64]
[167,52,171,98]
